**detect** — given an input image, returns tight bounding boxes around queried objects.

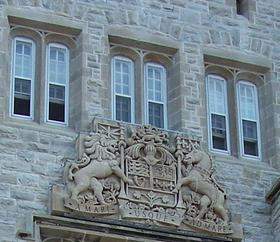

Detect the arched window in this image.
[11,37,35,119]
[111,56,134,123]
[236,81,260,158]
[206,74,230,153]
[46,43,69,124]
[145,62,167,129]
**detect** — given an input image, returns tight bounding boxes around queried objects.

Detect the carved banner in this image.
[58,119,233,235]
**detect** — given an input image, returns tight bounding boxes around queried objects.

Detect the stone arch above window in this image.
[143,52,172,69]
[45,33,76,50]
[10,26,42,45]
[110,46,140,62]
[235,71,264,87]
[205,65,234,83]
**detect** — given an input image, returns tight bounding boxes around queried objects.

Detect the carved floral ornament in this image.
[60,120,232,235]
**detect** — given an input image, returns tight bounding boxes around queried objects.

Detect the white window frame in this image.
[45,43,69,126]
[236,80,261,160]
[10,37,35,120]
[111,56,135,123]
[144,62,167,129]
[206,74,231,154]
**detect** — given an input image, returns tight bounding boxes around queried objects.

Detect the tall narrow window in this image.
[206,75,230,153]
[11,37,35,118]
[46,43,69,124]
[112,56,134,123]
[237,81,260,158]
[145,63,167,129]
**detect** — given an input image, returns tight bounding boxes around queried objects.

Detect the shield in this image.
[122,126,178,209]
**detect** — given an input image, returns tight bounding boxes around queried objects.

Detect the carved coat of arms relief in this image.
[60,119,232,235]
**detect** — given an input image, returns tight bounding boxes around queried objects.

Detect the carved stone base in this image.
[51,186,243,242]
[64,197,118,215]
[31,214,242,242]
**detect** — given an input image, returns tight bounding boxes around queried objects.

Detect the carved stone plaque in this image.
[51,118,239,238]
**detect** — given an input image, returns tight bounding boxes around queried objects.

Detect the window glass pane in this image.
[148,90,154,100]
[155,91,162,102]
[16,42,23,54]
[116,95,131,122]
[49,84,65,122]
[14,40,33,79]
[115,72,122,85]
[14,78,31,116]
[154,69,161,80]
[148,102,164,128]
[115,84,122,94]
[58,50,65,62]
[123,85,129,96]
[242,120,258,156]
[148,78,154,90]
[15,54,23,76]
[123,73,129,85]
[50,48,57,60]
[211,114,227,151]
[115,61,121,72]
[122,62,129,74]
[49,46,67,85]
[24,44,31,56]
[114,58,132,96]
[243,120,257,140]
[146,65,165,103]
[155,80,161,91]
[208,76,226,115]
[239,83,257,120]
[148,68,153,78]
[57,62,66,84]
[23,55,32,78]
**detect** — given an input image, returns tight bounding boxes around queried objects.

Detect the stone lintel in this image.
[4,6,84,36]
[203,47,272,73]
[266,178,280,204]
[107,26,180,56]
[32,214,233,242]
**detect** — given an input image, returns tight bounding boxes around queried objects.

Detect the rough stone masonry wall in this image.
[272,193,280,242]
[0,0,280,242]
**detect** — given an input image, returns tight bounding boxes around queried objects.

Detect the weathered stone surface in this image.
[0,0,279,241]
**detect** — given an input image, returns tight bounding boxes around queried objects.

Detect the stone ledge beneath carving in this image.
[31,214,241,242]
[51,186,243,242]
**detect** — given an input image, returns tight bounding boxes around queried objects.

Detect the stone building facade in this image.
[0,0,280,242]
